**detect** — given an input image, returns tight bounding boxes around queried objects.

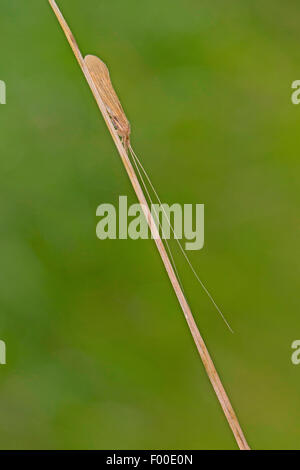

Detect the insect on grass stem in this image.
[48,0,251,450]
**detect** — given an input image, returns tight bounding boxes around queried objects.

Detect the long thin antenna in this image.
[129,145,233,333]
[129,146,186,294]
[48,0,250,450]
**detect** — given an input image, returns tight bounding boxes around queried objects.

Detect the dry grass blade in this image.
[48,0,251,450]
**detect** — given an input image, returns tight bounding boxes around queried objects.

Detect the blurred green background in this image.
[0,0,299,450]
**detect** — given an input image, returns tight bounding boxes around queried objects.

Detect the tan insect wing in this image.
[85,55,131,147]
